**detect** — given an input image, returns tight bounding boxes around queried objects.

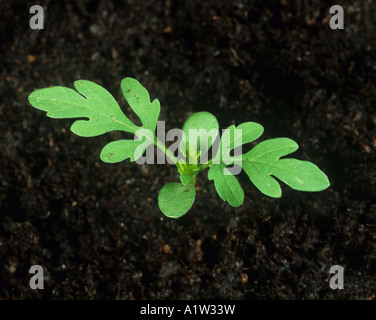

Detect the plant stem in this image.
[154,137,185,170]
[197,159,213,172]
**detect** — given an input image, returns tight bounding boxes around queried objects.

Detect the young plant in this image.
[28,78,330,218]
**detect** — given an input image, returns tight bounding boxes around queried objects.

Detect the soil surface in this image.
[1,0,375,299]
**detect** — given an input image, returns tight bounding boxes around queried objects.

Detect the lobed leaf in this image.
[208,164,244,207]
[100,139,146,163]
[242,138,330,197]
[223,122,264,153]
[29,78,161,166]
[121,78,160,134]
[28,80,139,137]
[216,121,264,164]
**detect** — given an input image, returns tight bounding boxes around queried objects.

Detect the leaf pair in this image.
[242,138,329,198]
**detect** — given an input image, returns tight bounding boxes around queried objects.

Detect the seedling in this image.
[28,78,330,218]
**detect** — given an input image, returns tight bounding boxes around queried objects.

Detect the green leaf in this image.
[121,77,160,134]
[208,122,262,206]
[242,138,330,197]
[29,78,162,165]
[158,182,196,218]
[208,164,244,207]
[179,173,196,185]
[271,159,331,192]
[100,139,145,163]
[28,80,139,137]
[179,112,219,164]
[215,121,264,164]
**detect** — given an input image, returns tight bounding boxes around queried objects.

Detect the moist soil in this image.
[0,0,375,299]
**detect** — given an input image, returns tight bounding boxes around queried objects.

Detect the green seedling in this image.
[28,78,330,218]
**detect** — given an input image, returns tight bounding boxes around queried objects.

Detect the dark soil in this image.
[1,0,375,299]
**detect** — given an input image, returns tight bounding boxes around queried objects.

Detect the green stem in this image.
[197,159,213,172]
[196,154,243,172]
[153,138,244,176]
[154,137,185,171]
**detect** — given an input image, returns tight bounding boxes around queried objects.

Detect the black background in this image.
[0,0,375,299]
